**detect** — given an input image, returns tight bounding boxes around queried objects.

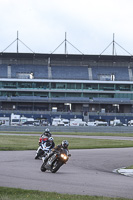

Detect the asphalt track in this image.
[1,148,133,199]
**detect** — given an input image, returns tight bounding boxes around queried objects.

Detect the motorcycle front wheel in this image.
[51,160,62,173]
[35,149,44,159]
[41,163,46,172]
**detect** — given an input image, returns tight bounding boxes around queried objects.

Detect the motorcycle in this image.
[41,148,71,173]
[35,142,51,159]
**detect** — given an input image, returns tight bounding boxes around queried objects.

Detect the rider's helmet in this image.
[48,137,54,143]
[61,140,69,149]
[45,128,49,133]
[44,128,51,137]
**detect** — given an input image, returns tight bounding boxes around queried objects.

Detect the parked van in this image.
[11,113,20,126]
[128,120,133,126]
[110,119,122,126]
[87,121,97,126]
[52,118,62,126]
[62,119,69,126]
[52,118,69,126]
[95,121,108,126]
[70,118,86,126]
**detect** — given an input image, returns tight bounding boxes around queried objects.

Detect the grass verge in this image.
[0,187,131,200]
[0,135,133,151]
[125,165,133,169]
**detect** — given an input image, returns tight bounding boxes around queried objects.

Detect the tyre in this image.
[51,160,62,173]
[35,149,44,159]
[41,163,46,172]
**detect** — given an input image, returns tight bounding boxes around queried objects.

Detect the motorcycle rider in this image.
[35,137,55,159]
[41,128,52,137]
[43,140,69,164]
[39,128,52,145]
[45,136,55,149]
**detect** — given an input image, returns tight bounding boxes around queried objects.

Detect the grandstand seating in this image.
[0,65,7,78]
[92,66,129,81]
[51,65,89,79]
[0,64,131,81]
[11,65,48,79]
[0,64,48,79]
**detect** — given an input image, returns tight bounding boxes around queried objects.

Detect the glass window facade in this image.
[0,81,133,100]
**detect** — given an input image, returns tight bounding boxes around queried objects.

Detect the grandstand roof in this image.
[0,52,133,63]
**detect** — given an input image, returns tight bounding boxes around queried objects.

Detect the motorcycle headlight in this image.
[61,154,67,160]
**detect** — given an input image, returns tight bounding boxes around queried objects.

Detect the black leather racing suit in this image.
[43,144,68,163]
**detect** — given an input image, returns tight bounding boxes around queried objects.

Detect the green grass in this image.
[0,135,133,151]
[125,165,133,169]
[0,187,131,200]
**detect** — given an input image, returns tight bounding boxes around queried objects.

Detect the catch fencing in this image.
[0,125,133,133]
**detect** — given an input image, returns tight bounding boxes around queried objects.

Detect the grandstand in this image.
[0,52,133,123]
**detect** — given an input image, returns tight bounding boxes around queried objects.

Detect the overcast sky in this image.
[0,0,133,55]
